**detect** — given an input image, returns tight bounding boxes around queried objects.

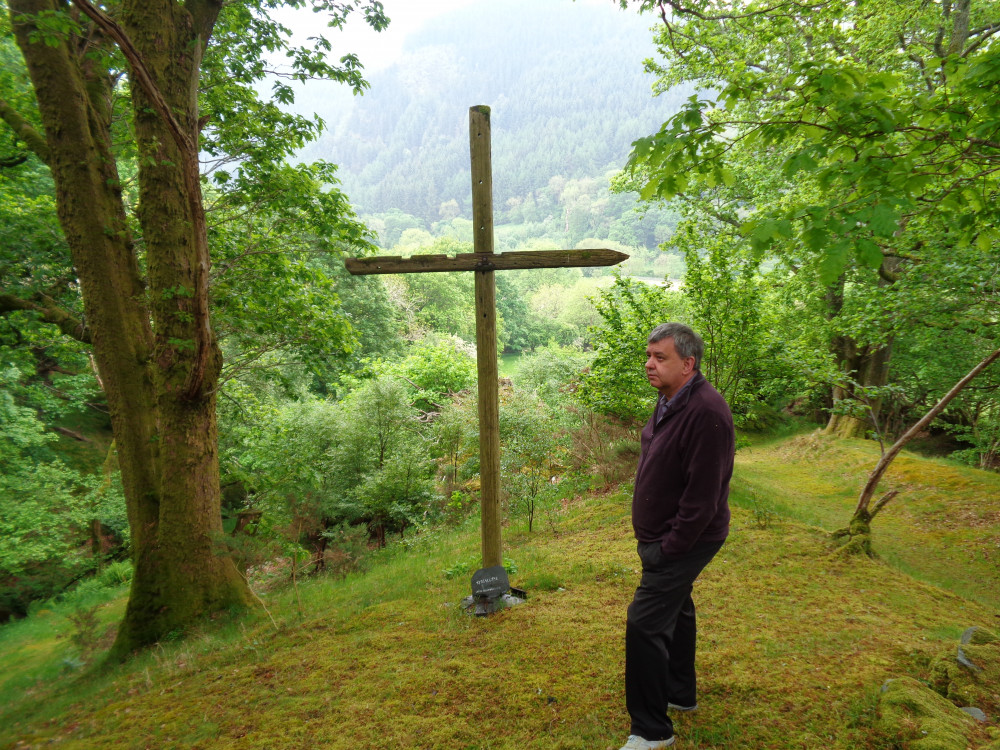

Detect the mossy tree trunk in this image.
[9,0,253,659]
[822,270,895,441]
[824,342,892,439]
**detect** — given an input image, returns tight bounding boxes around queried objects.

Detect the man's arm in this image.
[660,406,734,557]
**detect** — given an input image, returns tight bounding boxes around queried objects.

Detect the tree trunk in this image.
[824,412,867,439]
[822,273,893,440]
[823,339,889,439]
[824,342,892,438]
[10,0,252,659]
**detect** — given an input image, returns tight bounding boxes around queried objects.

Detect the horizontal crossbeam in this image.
[345,248,628,275]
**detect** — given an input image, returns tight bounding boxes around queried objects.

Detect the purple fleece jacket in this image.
[632,371,734,558]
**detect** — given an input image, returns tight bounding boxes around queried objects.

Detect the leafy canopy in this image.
[623,0,1000,283]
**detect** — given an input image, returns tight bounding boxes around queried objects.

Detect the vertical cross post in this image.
[344,105,628,577]
[469,106,503,568]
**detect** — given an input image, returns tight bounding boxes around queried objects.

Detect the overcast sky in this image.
[274,0,616,72]
[274,0,477,72]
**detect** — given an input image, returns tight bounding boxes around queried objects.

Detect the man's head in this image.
[645,322,703,398]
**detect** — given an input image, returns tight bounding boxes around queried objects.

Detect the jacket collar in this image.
[655,371,704,425]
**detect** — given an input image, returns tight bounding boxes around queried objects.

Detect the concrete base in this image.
[461,589,526,616]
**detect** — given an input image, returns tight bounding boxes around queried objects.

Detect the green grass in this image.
[2,434,999,749]
[734,430,1000,609]
[498,352,524,379]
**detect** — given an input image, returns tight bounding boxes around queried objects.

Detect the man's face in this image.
[645,337,695,399]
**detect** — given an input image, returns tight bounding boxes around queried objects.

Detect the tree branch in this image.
[0,293,92,344]
[0,153,29,168]
[876,259,899,284]
[868,489,898,519]
[968,136,1000,151]
[855,346,1000,518]
[184,0,225,41]
[704,207,743,229]
[947,0,971,55]
[0,96,50,164]
[654,0,830,22]
[70,0,194,158]
[963,22,1000,55]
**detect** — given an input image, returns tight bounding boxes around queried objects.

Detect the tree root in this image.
[831,515,876,558]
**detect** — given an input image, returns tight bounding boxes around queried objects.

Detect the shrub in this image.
[499,388,568,532]
[396,335,477,414]
[577,275,687,422]
[515,344,593,404]
[96,560,133,588]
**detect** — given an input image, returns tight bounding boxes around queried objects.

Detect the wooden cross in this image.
[345,105,627,569]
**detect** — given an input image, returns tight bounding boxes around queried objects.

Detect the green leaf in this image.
[803,225,828,251]
[976,229,997,253]
[856,238,883,269]
[783,151,818,177]
[818,242,850,285]
[639,180,659,201]
[904,174,932,196]
[631,136,654,159]
[869,204,898,237]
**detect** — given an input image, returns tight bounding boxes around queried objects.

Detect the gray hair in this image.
[648,322,703,370]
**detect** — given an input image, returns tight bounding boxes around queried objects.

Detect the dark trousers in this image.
[625,539,724,740]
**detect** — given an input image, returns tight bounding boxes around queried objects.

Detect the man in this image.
[619,322,735,750]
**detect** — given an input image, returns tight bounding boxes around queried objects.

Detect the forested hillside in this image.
[295,0,687,247]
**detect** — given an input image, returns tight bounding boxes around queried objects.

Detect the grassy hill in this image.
[2,432,999,749]
[735,432,1000,610]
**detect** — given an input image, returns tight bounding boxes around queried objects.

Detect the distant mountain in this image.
[295,1,687,230]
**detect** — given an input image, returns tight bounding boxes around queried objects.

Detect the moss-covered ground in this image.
[735,431,1000,609]
[2,432,998,749]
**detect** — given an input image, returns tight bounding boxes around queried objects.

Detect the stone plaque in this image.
[471,565,509,600]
